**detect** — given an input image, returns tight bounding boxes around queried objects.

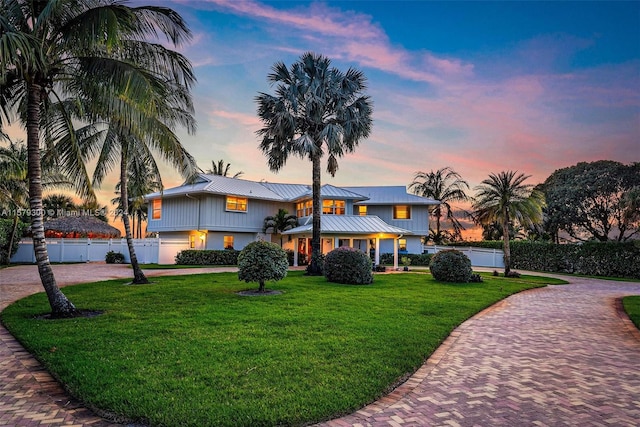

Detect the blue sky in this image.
[5,0,639,236]
[154,0,639,192]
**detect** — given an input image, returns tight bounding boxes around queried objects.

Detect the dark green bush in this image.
[469,273,483,282]
[429,249,473,283]
[324,247,373,285]
[510,241,640,279]
[105,251,125,264]
[238,241,288,292]
[175,249,239,265]
[379,252,432,266]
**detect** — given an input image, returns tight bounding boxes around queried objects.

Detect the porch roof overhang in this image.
[282,215,412,236]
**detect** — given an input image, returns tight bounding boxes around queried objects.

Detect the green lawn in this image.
[1,271,565,427]
[622,296,640,330]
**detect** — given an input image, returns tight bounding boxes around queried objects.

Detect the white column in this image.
[375,237,380,266]
[393,237,399,270]
[334,237,339,249]
[293,239,299,267]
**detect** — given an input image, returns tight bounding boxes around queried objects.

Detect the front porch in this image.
[280,214,413,270]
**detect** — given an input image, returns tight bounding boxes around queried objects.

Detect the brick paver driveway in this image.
[1,264,639,427]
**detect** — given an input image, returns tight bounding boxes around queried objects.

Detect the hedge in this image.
[379,253,432,266]
[175,249,240,265]
[510,241,640,279]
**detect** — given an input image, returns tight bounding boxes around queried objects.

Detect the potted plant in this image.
[401,256,411,271]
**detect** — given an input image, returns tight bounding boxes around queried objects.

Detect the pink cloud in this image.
[206,0,384,41]
[207,109,261,128]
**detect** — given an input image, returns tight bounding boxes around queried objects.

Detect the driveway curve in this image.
[1,264,639,427]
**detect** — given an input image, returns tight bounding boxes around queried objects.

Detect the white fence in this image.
[423,245,504,268]
[10,238,190,265]
[10,240,505,268]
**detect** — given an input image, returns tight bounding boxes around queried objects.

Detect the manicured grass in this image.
[138,263,234,269]
[1,271,565,427]
[622,296,640,330]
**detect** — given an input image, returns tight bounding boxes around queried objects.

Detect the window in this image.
[296,200,313,217]
[152,199,162,220]
[226,196,247,212]
[398,238,407,252]
[322,199,345,215]
[189,235,195,249]
[357,205,367,216]
[393,205,411,219]
[223,235,234,250]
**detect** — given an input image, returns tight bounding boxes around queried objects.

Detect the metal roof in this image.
[260,182,311,200]
[282,215,412,235]
[146,177,436,206]
[343,186,440,206]
[146,174,285,201]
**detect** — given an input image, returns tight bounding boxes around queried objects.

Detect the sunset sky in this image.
[4,0,640,237]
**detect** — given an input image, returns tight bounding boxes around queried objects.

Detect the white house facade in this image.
[145,174,439,267]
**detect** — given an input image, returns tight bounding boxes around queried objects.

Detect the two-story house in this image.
[145,174,439,267]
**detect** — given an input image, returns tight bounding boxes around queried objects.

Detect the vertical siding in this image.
[199,195,295,232]
[366,205,429,235]
[147,197,199,231]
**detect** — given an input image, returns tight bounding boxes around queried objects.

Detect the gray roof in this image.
[260,182,311,200]
[146,174,284,201]
[148,175,372,203]
[343,186,440,206]
[282,215,411,235]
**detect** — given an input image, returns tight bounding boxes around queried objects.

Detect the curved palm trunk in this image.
[120,146,149,284]
[27,83,78,317]
[5,213,19,265]
[502,206,511,275]
[308,151,323,275]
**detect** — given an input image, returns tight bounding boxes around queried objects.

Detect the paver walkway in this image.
[1,264,639,427]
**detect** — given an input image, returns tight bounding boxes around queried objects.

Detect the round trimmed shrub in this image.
[429,249,473,283]
[324,246,373,285]
[238,240,288,292]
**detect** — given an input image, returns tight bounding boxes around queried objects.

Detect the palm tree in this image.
[409,166,470,244]
[472,171,545,275]
[93,125,197,284]
[263,209,298,247]
[0,139,28,264]
[206,159,244,178]
[111,147,163,239]
[0,0,195,315]
[256,52,373,275]
[0,138,72,263]
[43,194,77,220]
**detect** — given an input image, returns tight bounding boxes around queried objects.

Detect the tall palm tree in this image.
[256,52,373,275]
[93,124,197,284]
[472,171,545,275]
[0,0,195,315]
[409,166,470,243]
[206,159,244,178]
[263,208,298,247]
[111,145,163,239]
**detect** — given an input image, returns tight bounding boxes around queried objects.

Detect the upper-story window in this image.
[226,196,247,212]
[356,205,367,216]
[322,199,345,215]
[393,205,411,220]
[296,200,313,217]
[152,199,162,220]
